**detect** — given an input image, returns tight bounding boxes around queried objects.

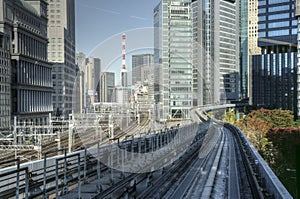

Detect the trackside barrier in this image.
[225,123,292,199]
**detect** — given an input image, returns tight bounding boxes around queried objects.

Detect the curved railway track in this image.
[0,109,291,199]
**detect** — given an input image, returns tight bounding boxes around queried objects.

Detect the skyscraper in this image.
[85,57,101,105]
[0,0,52,126]
[240,0,261,100]
[132,54,154,85]
[100,72,115,103]
[192,0,239,106]
[252,0,298,117]
[75,52,86,113]
[154,0,239,120]
[47,0,76,119]
[154,0,194,120]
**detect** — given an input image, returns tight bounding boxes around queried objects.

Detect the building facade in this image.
[85,57,101,106]
[75,52,86,113]
[132,54,154,85]
[296,0,300,117]
[47,0,76,119]
[154,0,194,120]
[252,0,298,117]
[0,32,11,131]
[192,0,239,106]
[240,0,261,101]
[154,0,239,120]
[100,72,115,103]
[0,0,52,126]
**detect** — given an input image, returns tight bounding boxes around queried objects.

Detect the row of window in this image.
[18,61,52,87]
[259,0,290,6]
[18,90,52,113]
[15,9,42,28]
[258,20,297,29]
[17,33,47,61]
[259,28,297,37]
[259,13,291,21]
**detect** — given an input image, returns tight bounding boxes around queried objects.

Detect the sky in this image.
[75,0,161,84]
[75,0,161,55]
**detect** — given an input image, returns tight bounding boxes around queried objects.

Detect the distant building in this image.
[131,83,154,112]
[132,54,154,85]
[85,57,101,105]
[0,0,52,126]
[75,52,86,113]
[252,0,298,117]
[48,0,76,119]
[141,65,154,83]
[115,87,129,104]
[72,64,82,113]
[100,72,115,103]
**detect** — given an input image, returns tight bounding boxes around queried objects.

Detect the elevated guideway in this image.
[0,106,292,199]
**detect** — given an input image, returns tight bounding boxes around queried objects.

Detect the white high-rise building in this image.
[154,0,239,120]
[154,0,194,120]
[192,0,239,105]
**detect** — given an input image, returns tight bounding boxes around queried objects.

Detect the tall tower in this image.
[154,0,194,120]
[121,33,128,87]
[48,0,76,119]
[116,33,129,104]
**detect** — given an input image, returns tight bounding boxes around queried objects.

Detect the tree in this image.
[223,108,237,124]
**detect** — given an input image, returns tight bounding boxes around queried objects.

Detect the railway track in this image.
[0,113,149,168]
[131,112,267,199]
[0,109,291,199]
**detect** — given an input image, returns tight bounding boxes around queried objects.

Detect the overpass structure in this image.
[0,106,292,199]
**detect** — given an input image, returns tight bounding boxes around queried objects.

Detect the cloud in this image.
[130,15,148,21]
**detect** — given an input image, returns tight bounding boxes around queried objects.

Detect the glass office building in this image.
[154,0,193,120]
[252,0,298,117]
[192,0,239,105]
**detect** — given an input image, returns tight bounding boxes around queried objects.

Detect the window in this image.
[258,1,266,6]
[268,13,289,20]
[258,23,266,29]
[268,5,289,12]
[268,29,289,36]
[268,0,290,4]
[258,15,266,22]
[268,21,289,28]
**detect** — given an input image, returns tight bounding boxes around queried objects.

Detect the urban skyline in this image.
[0,1,298,198]
[75,0,161,54]
[0,0,300,124]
